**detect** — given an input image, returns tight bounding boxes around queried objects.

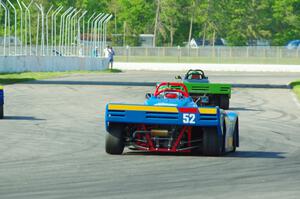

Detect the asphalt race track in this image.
[0,71,300,199]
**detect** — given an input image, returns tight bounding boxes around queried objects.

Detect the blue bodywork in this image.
[105,91,239,152]
[106,104,221,129]
[106,95,218,129]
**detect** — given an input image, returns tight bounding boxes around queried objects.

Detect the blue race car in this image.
[0,86,3,119]
[105,82,239,156]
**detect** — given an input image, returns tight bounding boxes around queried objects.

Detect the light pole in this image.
[21,0,33,56]
[64,8,76,55]
[0,0,8,56]
[94,13,105,53]
[16,0,23,55]
[45,5,53,56]
[90,13,102,57]
[7,0,17,55]
[35,4,45,56]
[86,13,96,56]
[51,6,63,56]
[59,7,73,55]
[97,14,109,56]
[77,10,87,56]
[69,9,81,56]
[103,14,113,55]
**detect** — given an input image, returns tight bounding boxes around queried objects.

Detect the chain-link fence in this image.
[114,46,300,64]
[0,0,112,57]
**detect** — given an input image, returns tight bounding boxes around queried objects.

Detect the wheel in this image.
[232,119,239,152]
[220,95,230,109]
[0,105,3,119]
[208,95,218,107]
[202,127,223,156]
[105,124,125,155]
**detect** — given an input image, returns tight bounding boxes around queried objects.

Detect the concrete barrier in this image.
[0,56,109,73]
[115,62,300,72]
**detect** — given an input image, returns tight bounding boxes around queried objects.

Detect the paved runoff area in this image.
[0,71,300,199]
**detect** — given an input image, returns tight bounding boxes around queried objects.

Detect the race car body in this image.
[0,86,4,119]
[105,82,239,156]
[176,69,232,109]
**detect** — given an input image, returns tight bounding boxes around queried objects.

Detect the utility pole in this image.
[153,0,160,47]
[123,21,126,46]
[188,0,200,48]
[114,9,117,34]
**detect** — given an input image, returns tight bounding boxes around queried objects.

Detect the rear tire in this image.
[202,127,223,156]
[232,119,239,152]
[105,125,124,155]
[209,95,218,107]
[0,105,3,119]
[220,95,230,110]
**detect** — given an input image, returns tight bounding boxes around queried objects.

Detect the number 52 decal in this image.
[183,113,196,124]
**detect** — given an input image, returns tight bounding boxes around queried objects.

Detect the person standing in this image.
[108,46,115,69]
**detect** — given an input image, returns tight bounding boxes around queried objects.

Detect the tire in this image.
[209,95,219,107]
[232,133,237,152]
[0,105,3,119]
[105,125,125,155]
[202,127,223,156]
[232,119,239,152]
[220,95,230,110]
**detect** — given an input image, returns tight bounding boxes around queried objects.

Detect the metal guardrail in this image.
[113,46,300,64]
[114,46,300,57]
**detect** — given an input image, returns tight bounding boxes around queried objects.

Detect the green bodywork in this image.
[175,69,232,109]
[183,81,232,97]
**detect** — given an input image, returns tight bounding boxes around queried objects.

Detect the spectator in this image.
[108,46,115,69]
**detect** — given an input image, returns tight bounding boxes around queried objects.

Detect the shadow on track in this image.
[23,80,155,87]
[224,151,286,159]
[3,116,45,121]
[229,107,262,112]
[22,80,290,89]
[124,150,286,159]
[124,151,192,157]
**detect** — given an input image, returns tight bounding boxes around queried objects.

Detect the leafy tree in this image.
[159,0,188,46]
[2,0,300,46]
[111,0,155,46]
[272,0,300,45]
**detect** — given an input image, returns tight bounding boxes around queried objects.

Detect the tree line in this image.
[1,0,300,46]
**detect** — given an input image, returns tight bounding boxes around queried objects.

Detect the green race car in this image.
[176,69,231,109]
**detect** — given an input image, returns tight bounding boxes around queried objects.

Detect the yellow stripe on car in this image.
[198,108,217,114]
[0,86,3,90]
[108,104,178,113]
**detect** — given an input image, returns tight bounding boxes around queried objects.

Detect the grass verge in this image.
[0,69,122,85]
[290,80,300,101]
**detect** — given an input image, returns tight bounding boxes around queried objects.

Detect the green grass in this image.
[290,80,300,100]
[0,69,122,85]
[115,56,300,65]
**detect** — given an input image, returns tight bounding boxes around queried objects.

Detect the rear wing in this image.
[184,82,231,96]
[105,104,221,130]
